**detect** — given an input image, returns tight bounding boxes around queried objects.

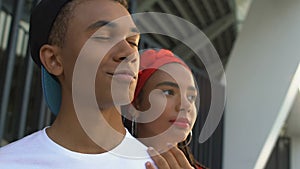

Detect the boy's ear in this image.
[39,44,63,76]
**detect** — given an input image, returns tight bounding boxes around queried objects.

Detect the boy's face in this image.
[59,0,140,110]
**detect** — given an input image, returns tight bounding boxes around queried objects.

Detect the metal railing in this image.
[0,1,51,145]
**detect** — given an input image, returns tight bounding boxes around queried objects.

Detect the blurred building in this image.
[0,0,299,169]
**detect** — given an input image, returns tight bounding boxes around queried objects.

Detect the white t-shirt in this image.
[0,128,154,169]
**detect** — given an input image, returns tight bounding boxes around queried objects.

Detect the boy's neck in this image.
[46,106,126,154]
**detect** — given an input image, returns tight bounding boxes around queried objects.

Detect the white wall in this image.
[223,0,300,168]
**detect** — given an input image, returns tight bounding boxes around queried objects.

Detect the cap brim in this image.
[41,66,61,115]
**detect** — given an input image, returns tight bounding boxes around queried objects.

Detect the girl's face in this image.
[135,63,198,144]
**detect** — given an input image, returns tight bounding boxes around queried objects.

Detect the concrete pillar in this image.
[223,0,300,169]
[291,137,300,169]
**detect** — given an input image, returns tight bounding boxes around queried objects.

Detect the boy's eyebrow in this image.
[86,20,116,31]
[155,81,197,92]
[86,20,140,34]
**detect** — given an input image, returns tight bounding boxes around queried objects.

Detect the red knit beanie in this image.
[134,49,190,100]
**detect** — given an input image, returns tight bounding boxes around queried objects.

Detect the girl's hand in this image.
[145,145,194,169]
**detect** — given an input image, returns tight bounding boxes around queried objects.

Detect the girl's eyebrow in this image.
[155,81,197,92]
[155,81,179,88]
[188,86,197,92]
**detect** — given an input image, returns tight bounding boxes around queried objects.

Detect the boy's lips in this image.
[107,70,137,82]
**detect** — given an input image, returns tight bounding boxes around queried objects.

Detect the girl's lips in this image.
[169,118,190,128]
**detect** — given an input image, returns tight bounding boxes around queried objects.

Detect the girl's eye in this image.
[128,41,138,47]
[187,95,196,102]
[162,89,174,96]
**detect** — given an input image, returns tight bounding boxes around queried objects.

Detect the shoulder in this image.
[0,129,46,165]
[0,130,43,154]
[111,129,151,158]
[108,129,155,168]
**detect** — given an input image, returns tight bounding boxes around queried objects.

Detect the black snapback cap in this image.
[29,0,71,115]
[29,0,70,66]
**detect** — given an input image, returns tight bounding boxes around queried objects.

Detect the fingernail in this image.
[146,161,151,167]
[148,147,154,152]
[167,142,173,148]
[147,147,158,156]
[147,147,155,154]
